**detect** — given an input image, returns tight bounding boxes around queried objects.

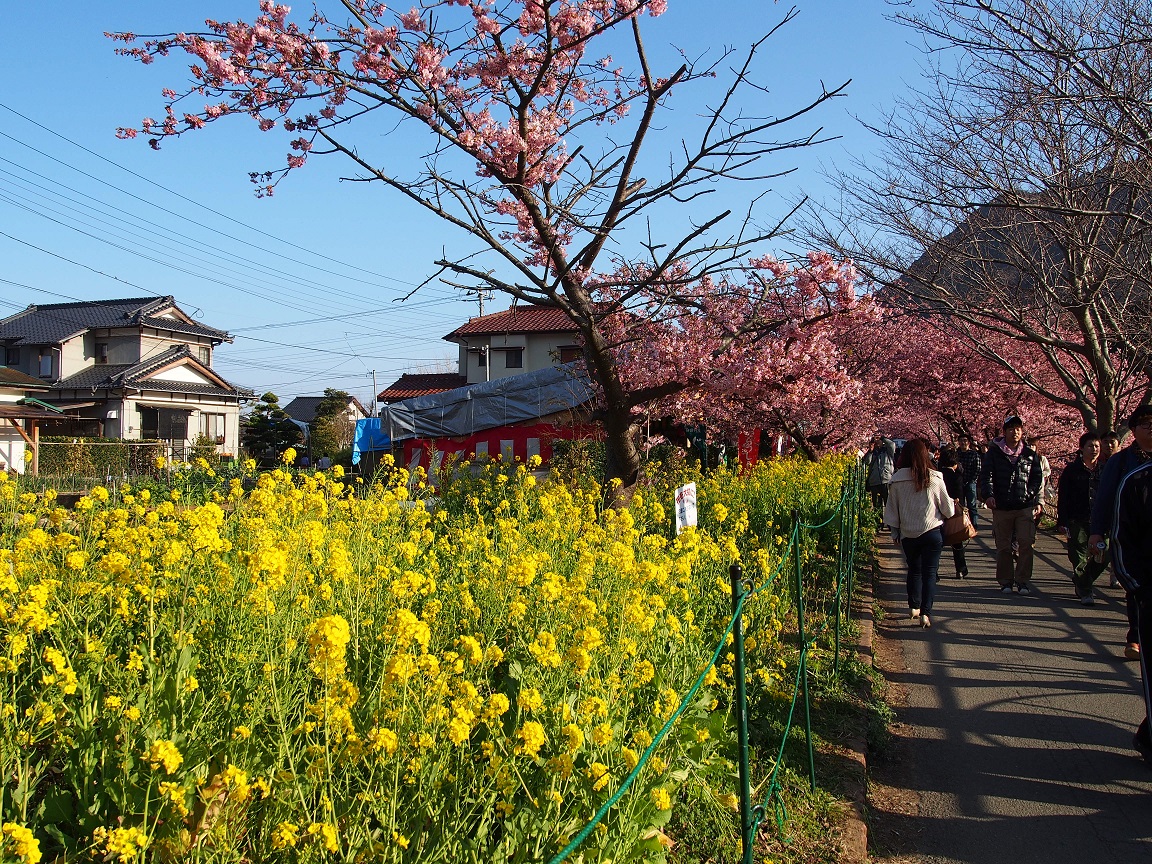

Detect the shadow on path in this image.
[871,524,1152,864]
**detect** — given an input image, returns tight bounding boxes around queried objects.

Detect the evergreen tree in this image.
[310,389,356,458]
[242,392,302,464]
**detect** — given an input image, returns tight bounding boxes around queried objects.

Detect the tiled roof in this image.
[0,367,50,388]
[379,373,469,402]
[282,395,370,423]
[282,396,325,423]
[0,296,229,345]
[444,305,577,340]
[50,345,244,398]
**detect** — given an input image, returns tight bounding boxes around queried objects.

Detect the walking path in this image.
[872,522,1152,863]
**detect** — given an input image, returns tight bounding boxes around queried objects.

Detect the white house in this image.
[443,304,582,384]
[0,296,251,455]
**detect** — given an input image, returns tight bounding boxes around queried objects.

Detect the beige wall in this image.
[458,332,580,383]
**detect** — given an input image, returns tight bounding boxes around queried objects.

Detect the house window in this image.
[476,347,487,368]
[4,347,18,367]
[559,346,582,363]
[199,412,226,444]
[139,407,189,441]
[197,345,211,365]
[95,343,109,364]
[38,351,53,378]
[504,348,524,369]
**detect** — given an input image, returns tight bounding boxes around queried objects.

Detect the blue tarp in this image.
[379,363,593,442]
[351,418,391,465]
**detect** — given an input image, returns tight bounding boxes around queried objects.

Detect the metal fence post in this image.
[729,563,754,864]
[791,509,817,792]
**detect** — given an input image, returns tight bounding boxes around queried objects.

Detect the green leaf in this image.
[35,789,75,825]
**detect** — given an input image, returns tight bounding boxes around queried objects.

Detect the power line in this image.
[0,102,441,294]
[0,231,160,297]
[0,184,378,317]
[0,159,452,307]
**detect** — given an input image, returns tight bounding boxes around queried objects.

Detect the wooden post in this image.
[32,423,38,476]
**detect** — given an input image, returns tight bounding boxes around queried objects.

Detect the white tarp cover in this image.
[379,363,593,442]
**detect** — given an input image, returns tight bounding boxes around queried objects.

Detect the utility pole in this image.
[462,287,493,319]
[366,370,379,416]
[461,288,493,383]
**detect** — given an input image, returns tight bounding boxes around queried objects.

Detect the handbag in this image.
[943,499,977,546]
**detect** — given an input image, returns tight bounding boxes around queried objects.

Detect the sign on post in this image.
[674,482,698,535]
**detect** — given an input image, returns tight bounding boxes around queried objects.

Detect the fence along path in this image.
[550,463,867,864]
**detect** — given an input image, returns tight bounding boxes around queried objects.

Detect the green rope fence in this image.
[549,459,868,864]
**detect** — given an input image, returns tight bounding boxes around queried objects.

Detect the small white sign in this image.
[674,482,698,535]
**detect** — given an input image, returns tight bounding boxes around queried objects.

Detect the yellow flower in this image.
[591,722,613,747]
[271,822,299,850]
[282,447,297,465]
[650,786,673,810]
[517,721,547,758]
[562,723,584,752]
[146,739,183,774]
[306,822,338,853]
[587,761,611,791]
[517,688,543,714]
[305,614,351,684]
[93,826,148,864]
[2,822,41,864]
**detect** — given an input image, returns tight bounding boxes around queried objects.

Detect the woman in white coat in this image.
[884,439,956,628]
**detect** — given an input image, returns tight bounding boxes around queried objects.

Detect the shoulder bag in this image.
[943,498,977,546]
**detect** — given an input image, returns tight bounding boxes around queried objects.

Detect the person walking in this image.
[1109,404,1152,766]
[1056,432,1106,605]
[1029,437,1053,508]
[957,435,981,527]
[938,447,969,579]
[979,415,1045,595]
[1092,430,1121,587]
[1091,409,1152,661]
[865,434,897,528]
[884,439,955,628]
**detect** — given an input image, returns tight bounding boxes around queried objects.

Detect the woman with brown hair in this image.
[884,439,956,628]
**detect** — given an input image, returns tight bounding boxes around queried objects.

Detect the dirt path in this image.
[866,527,1152,864]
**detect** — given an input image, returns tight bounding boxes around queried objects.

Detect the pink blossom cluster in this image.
[112,0,655,243]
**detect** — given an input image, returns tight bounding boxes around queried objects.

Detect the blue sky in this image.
[0,1,923,405]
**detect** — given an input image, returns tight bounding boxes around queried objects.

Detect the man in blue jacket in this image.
[1110,403,1152,765]
[1090,405,1152,661]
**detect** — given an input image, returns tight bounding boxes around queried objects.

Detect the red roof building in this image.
[443,304,582,385]
[378,372,469,404]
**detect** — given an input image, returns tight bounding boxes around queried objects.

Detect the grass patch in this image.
[668,602,888,864]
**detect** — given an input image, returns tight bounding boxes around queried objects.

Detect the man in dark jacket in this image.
[957,436,982,526]
[1110,403,1152,765]
[979,415,1045,594]
[1056,432,1104,604]
[1092,406,1152,660]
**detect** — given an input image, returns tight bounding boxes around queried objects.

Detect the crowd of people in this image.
[864,403,1152,767]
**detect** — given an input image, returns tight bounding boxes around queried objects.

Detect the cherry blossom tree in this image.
[597,251,868,460]
[802,0,1152,434]
[110,0,850,495]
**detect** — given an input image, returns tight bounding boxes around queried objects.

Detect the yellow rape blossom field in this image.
[0,453,858,864]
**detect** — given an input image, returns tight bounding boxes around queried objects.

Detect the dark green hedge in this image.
[38,437,167,479]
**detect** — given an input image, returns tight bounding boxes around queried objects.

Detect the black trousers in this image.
[1136,595,1152,749]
